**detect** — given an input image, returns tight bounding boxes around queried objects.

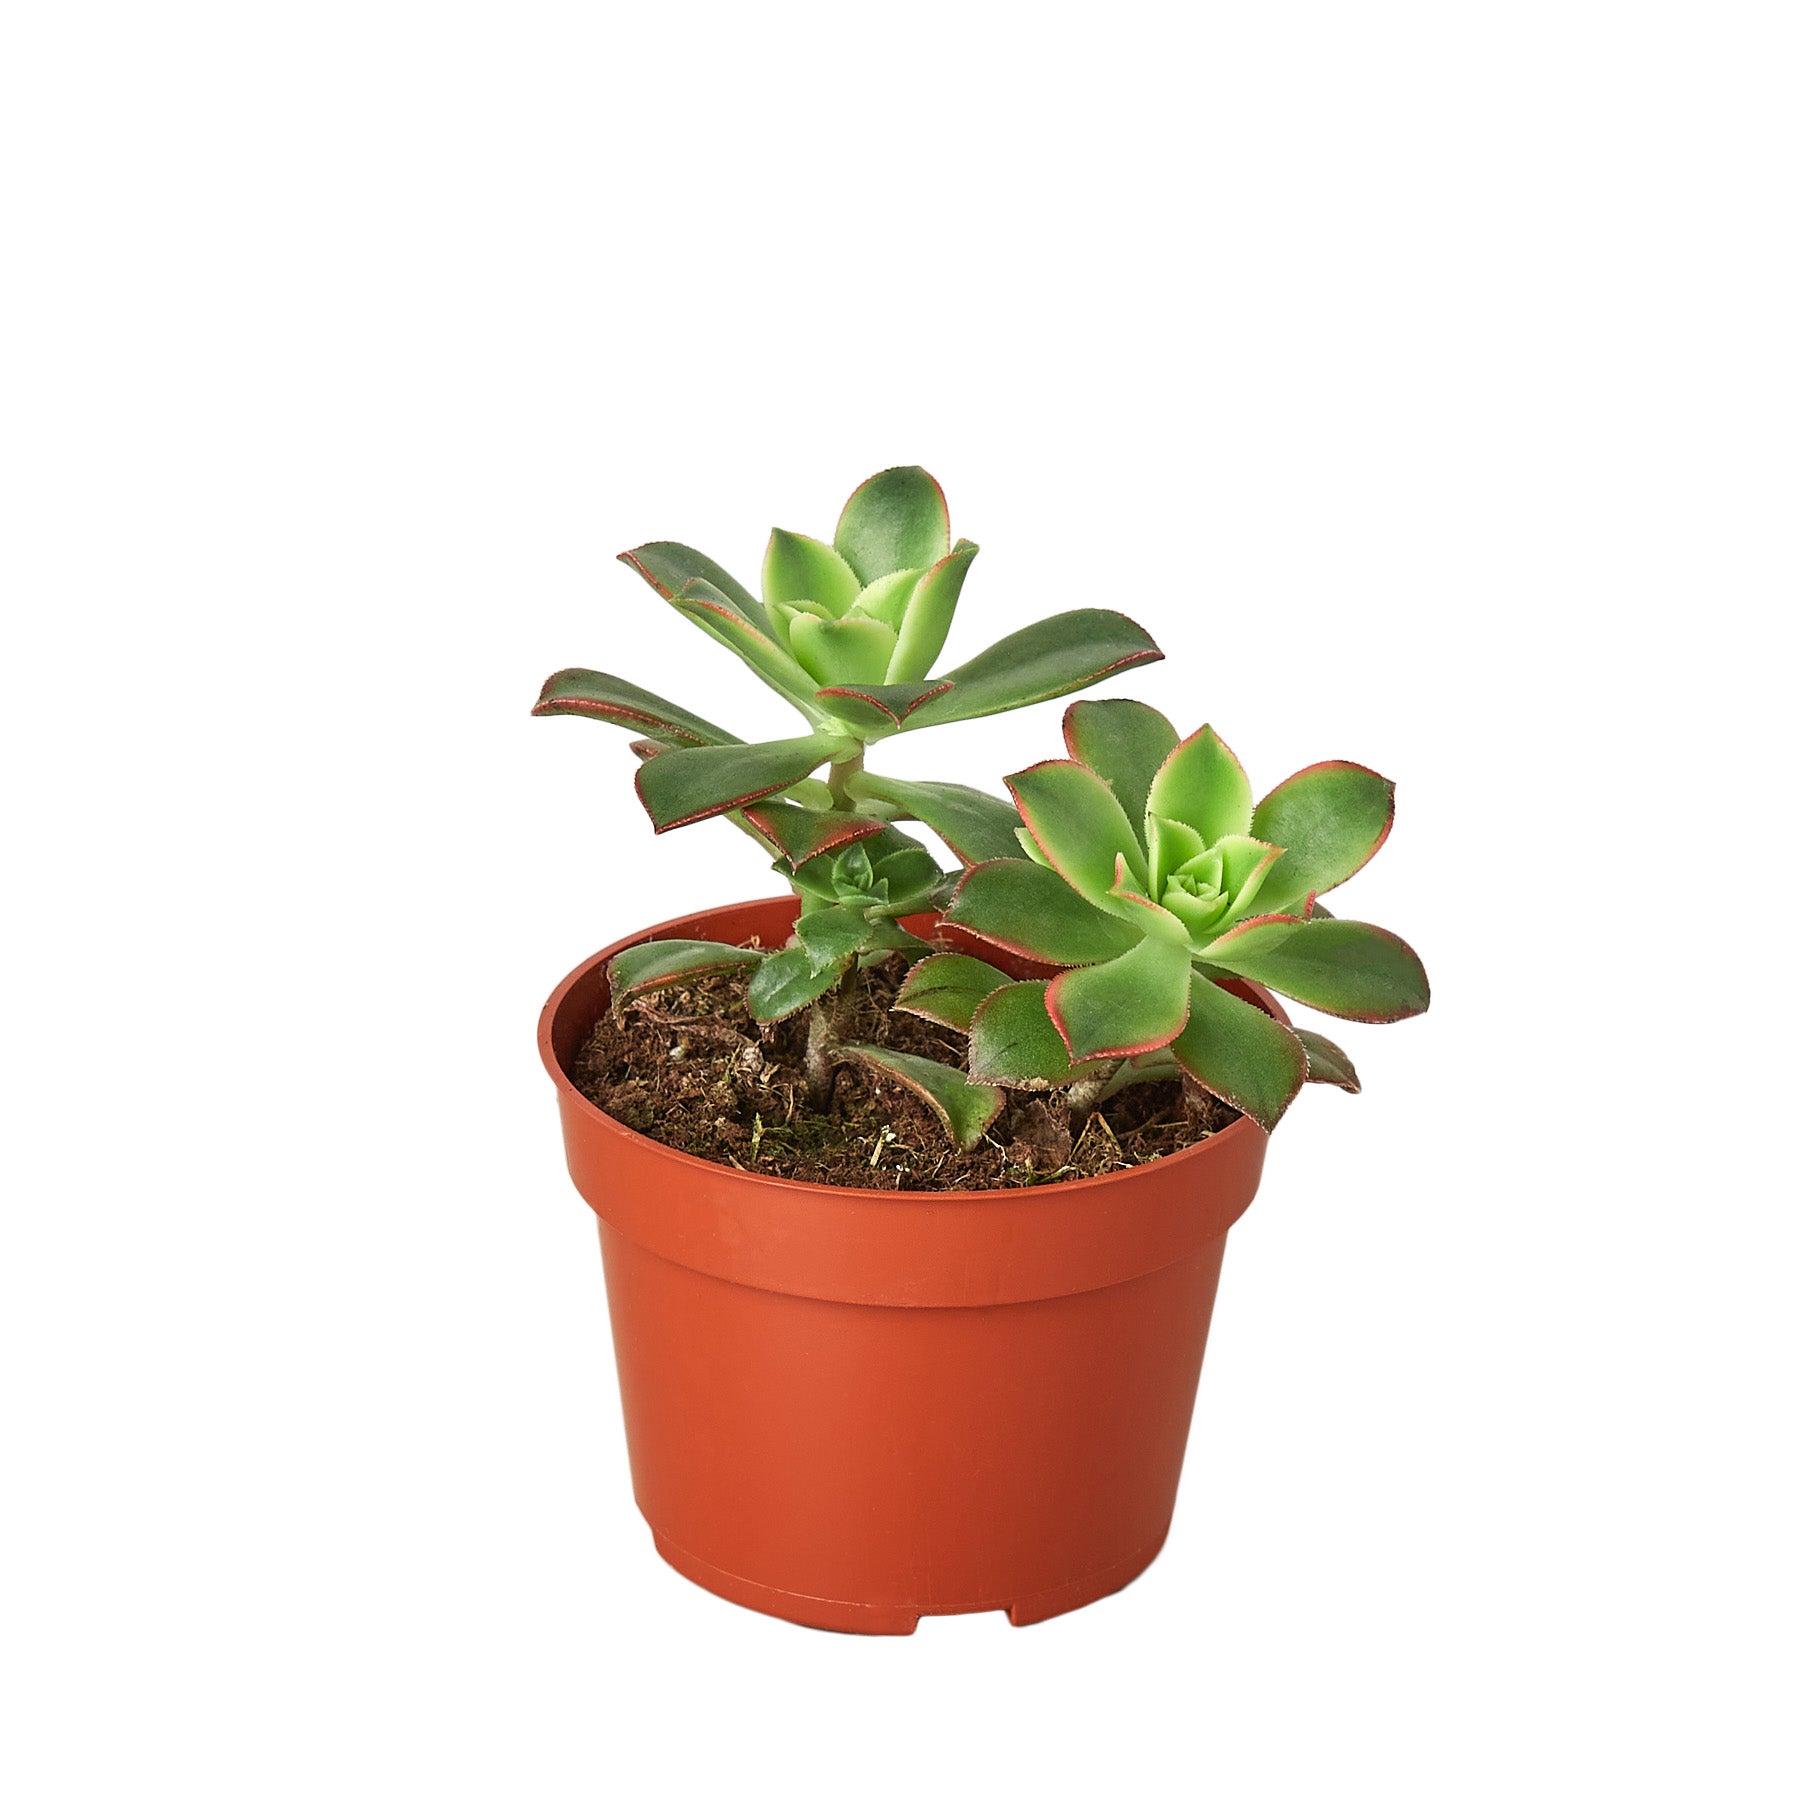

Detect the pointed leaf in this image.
[761,528,861,621]
[608,938,765,1007]
[740,800,887,867]
[1007,759,1149,903]
[1249,761,1396,916]
[669,579,823,710]
[796,907,875,971]
[1147,724,1253,843]
[846,773,1024,865]
[1201,917,1430,1022]
[966,980,1110,1089]
[1170,973,1309,1132]
[887,542,978,682]
[788,614,899,687]
[1061,698,1179,846]
[945,859,1143,966]
[838,1045,1003,1148]
[1045,934,1193,1062]
[867,844,942,913]
[1295,1027,1361,1092]
[634,734,833,832]
[747,945,844,1021]
[530,669,743,747]
[848,567,923,631]
[813,681,953,734]
[619,541,765,628]
[833,465,951,584]
[894,953,1013,1032]
[901,610,1162,729]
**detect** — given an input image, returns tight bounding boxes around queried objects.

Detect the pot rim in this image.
[540,894,1286,1207]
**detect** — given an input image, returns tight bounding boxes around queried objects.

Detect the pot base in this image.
[649,1522,1170,1635]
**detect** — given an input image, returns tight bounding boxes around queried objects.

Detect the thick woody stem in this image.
[803,965,858,1109]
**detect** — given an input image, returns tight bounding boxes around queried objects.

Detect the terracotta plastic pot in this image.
[540,897,1282,1634]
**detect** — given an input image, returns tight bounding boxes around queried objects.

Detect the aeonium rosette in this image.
[920,699,1429,1131]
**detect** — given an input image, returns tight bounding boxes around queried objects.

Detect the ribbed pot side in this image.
[540,897,1277,1634]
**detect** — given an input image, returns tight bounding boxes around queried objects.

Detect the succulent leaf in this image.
[845,772,1026,865]
[837,1044,1003,1148]
[902,610,1163,729]
[833,465,951,585]
[1201,917,1430,1022]
[747,945,843,1021]
[1147,724,1253,844]
[813,681,954,734]
[607,938,766,1007]
[1169,973,1309,1132]
[945,859,1142,966]
[1061,698,1179,846]
[531,669,742,747]
[796,907,875,971]
[1249,761,1396,917]
[761,528,862,622]
[741,800,887,867]
[1294,1027,1361,1092]
[887,542,978,682]
[848,568,924,632]
[966,980,1111,1088]
[893,952,1013,1032]
[634,734,836,833]
[668,579,822,711]
[619,541,766,629]
[1044,933,1193,1062]
[1007,759,1149,903]
[787,614,899,687]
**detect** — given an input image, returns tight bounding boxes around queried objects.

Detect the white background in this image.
[4,3,1795,1794]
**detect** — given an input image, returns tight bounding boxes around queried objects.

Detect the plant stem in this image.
[1066,1061,1119,1139]
[803,964,858,1109]
[826,749,865,810]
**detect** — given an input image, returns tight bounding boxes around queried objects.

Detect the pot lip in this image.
[539,894,1285,1206]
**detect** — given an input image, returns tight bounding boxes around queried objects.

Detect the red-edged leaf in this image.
[619,540,765,627]
[846,772,1024,865]
[668,578,820,708]
[1201,917,1430,1022]
[833,466,951,585]
[608,938,765,1008]
[1170,973,1308,1132]
[1062,698,1179,846]
[894,952,1014,1032]
[946,859,1143,967]
[902,609,1162,729]
[634,734,833,833]
[838,1044,1003,1148]
[531,668,742,747]
[966,980,1112,1089]
[814,681,954,735]
[1249,761,1396,916]
[741,800,887,868]
[1007,758,1149,904]
[1295,1028,1361,1092]
[1147,724,1253,844]
[1044,934,1192,1062]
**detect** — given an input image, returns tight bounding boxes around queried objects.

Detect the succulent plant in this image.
[535,466,1162,840]
[916,700,1429,1131]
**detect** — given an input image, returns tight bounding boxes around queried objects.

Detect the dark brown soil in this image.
[570,954,1240,1192]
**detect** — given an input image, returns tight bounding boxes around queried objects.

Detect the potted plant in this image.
[535,467,1429,1633]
